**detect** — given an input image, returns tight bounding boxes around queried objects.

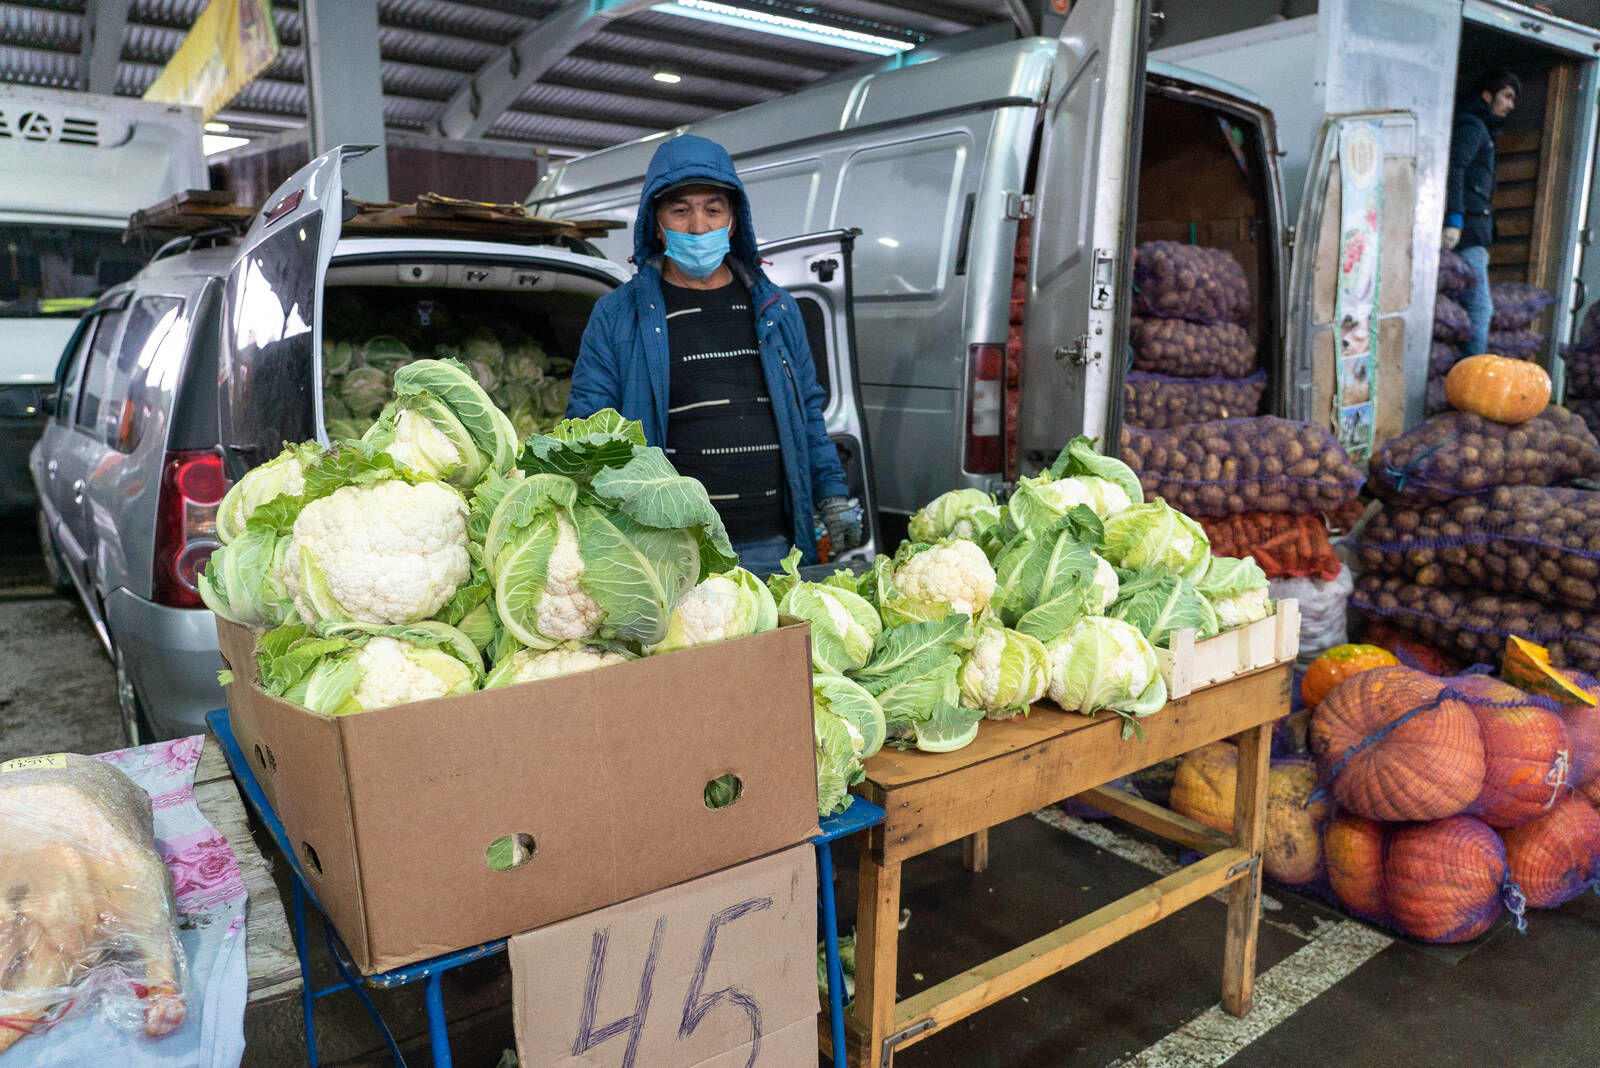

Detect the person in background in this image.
[567,134,861,575]
[1444,67,1518,357]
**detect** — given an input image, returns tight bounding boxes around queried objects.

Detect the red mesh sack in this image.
[1386,816,1515,943]
[1452,675,1572,827]
[1324,812,1389,921]
[1123,370,1266,429]
[1198,511,1341,581]
[1500,795,1600,907]
[1129,317,1257,378]
[1358,619,1465,677]
[1309,666,1485,822]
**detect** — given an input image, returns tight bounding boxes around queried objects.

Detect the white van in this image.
[529,2,1297,539]
[0,85,203,515]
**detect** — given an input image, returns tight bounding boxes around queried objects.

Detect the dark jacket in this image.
[1445,95,1505,250]
[566,134,849,563]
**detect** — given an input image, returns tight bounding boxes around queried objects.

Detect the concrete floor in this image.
[5,520,1600,1067]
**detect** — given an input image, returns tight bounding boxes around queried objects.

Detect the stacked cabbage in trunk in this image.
[204,358,772,719]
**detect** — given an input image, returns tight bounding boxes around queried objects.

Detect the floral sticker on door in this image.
[1334,120,1383,460]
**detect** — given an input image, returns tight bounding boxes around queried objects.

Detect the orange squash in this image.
[1500,795,1600,908]
[1324,812,1388,920]
[1169,744,1330,885]
[1301,644,1401,710]
[1386,816,1509,942]
[1455,675,1572,827]
[1502,636,1597,708]
[1444,353,1551,424]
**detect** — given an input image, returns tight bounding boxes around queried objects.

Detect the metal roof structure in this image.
[0,0,1016,158]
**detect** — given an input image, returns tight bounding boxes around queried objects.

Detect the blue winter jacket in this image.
[566,134,848,563]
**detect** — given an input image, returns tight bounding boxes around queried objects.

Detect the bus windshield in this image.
[0,223,148,317]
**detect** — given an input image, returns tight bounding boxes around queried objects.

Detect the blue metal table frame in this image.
[208,707,885,1067]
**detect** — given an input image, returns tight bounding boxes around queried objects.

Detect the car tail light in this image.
[964,343,1003,475]
[153,450,229,609]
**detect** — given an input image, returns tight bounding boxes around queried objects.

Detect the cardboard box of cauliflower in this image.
[216,618,820,973]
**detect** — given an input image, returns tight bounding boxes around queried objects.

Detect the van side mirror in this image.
[38,387,57,417]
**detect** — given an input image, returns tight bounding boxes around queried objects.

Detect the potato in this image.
[1369,408,1600,504]
[1132,241,1251,324]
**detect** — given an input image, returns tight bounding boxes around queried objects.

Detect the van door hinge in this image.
[810,257,839,283]
[1090,248,1115,309]
[1054,334,1094,366]
[1005,192,1034,220]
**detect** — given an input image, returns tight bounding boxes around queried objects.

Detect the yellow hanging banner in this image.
[142,0,280,120]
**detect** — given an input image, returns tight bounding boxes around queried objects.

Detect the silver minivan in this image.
[34,146,879,742]
[530,2,1292,540]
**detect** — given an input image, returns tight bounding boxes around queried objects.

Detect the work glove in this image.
[818,496,864,555]
[1442,226,1461,250]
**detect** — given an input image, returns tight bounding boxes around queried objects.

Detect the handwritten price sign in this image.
[511,845,817,1067]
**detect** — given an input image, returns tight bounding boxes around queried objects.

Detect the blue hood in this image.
[634,135,761,271]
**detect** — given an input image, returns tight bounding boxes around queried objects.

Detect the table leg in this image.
[1222,721,1272,1016]
[292,881,319,1068]
[850,839,902,1068]
[816,840,848,1068]
[962,830,989,873]
[426,972,452,1068]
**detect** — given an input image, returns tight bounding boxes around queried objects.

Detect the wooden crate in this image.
[1156,599,1300,699]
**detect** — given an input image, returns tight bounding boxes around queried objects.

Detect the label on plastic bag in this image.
[0,753,67,773]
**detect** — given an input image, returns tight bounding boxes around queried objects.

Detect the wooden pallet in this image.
[1157,598,1300,699]
[124,189,257,239]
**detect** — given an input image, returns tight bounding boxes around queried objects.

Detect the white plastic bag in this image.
[1270,565,1353,663]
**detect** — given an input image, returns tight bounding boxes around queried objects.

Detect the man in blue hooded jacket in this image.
[567,135,859,574]
[1445,67,1518,357]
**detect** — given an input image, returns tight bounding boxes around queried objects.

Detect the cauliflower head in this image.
[382,407,464,480]
[1044,616,1165,720]
[894,539,997,619]
[959,624,1050,720]
[1210,586,1272,629]
[218,444,313,544]
[485,641,628,688]
[651,567,777,654]
[534,512,606,644]
[350,635,477,711]
[283,479,471,626]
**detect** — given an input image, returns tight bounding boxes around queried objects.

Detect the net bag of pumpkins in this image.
[1386,815,1524,943]
[1348,486,1600,612]
[1351,574,1600,676]
[1500,794,1600,908]
[1489,281,1556,332]
[1132,241,1252,324]
[1128,317,1257,378]
[1120,417,1365,517]
[1367,406,1600,504]
[1449,674,1573,828]
[1324,812,1391,922]
[1123,370,1267,429]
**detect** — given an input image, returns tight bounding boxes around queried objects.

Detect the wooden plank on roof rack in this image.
[340,193,623,244]
[125,188,257,240]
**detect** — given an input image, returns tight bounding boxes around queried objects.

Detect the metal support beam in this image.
[79,0,130,94]
[303,0,389,200]
[433,0,658,140]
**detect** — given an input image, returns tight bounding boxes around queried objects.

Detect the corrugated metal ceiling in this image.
[0,0,1013,156]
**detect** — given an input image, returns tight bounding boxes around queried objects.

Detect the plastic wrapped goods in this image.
[1270,566,1354,659]
[1132,241,1251,324]
[1122,370,1266,429]
[1490,282,1556,331]
[0,754,187,1053]
[1350,486,1600,611]
[1367,407,1600,504]
[1129,317,1257,378]
[1120,417,1365,517]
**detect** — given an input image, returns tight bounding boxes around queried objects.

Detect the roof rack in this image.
[126,189,624,247]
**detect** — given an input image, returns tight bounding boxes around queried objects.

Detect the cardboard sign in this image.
[511,845,818,1067]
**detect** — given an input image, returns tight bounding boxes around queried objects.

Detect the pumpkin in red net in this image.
[1360,619,1464,677]
[1325,812,1388,920]
[1554,670,1600,788]
[1386,816,1510,943]
[1454,675,1573,827]
[1500,795,1600,908]
[1311,667,1486,821]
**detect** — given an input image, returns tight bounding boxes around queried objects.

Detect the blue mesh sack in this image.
[1367,406,1600,503]
[1430,341,1460,376]
[1353,572,1600,675]
[1436,247,1477,297]
[1488,328,1544,361]
[1350,486,1600,610]
[1560,343,1600,397]
[1123,369,1267,429]
[1129,316,1256,378]
[1569,397,1600,437]
[1434,295,1471,345]
[1119,416,1365,516]
[1132,241,1251,324]
[1491,282,1556,332]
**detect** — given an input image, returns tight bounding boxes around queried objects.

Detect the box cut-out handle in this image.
[486,833,538,872]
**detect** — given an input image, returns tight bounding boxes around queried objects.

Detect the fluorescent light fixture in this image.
[651,0,915,56]
[877,236,899,248]
[653,71,683,84]
[204,120,230,133]
[203,133,250,155]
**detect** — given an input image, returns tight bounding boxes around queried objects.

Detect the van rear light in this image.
[965,344,1003,475]
[153,450,229,609]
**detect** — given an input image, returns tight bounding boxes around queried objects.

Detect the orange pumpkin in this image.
[1455,675,1572,827]
[1324,812,1388,920]
[1502,636,1597,708]
[1553,670,1600,788]
[1301,644,1401,710]
[1310,666,1485,821]
[1444,353,1551,424]
[1386,815,1508,942]
[1169,744,1330,885]
[1500,795,1600,907]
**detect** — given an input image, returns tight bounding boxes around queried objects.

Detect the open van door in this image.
[1017,0,1149,469]
[757,228,879,563]
[218,144,371,479]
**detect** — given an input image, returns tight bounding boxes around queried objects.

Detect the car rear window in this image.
[104,295,185,453]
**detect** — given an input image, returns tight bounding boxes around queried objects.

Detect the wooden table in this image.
[194,737,302,1005]
[832,661,1292,1067]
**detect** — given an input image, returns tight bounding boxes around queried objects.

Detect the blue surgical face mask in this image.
[662,225,731,279]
